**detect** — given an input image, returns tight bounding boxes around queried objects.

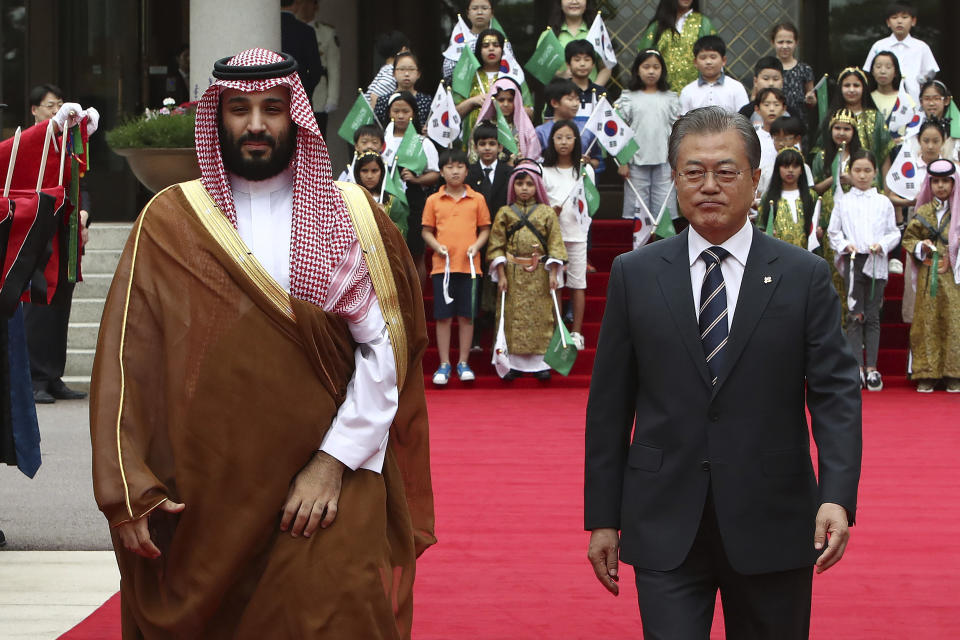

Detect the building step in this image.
[85,223,133,251]
[69,298,106,323]
[74,274,115,299]
[64,349,95,378]
[67,322,101,350]
[80,248,122,275]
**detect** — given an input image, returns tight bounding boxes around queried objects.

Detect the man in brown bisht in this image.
[90,48,435,638]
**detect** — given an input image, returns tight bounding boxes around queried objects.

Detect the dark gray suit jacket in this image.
[584,226,862,575]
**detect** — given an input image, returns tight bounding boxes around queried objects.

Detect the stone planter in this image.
[113,147,200,193]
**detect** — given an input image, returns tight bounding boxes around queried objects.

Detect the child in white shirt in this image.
[863,2,939,102]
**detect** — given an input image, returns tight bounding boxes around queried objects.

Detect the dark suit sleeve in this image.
[584,255,638,530]
[803,258,862,523]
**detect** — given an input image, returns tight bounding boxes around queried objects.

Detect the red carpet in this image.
[61,388,960,638]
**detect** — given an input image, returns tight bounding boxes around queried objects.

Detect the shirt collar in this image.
[229,166,294,196]
[849,186,877,197]
[688,218,753,268]
[698,73,725,86]
[560,22,589,37]
[888,34,916,47]
[441,185,470,200]
[481,159,498,172]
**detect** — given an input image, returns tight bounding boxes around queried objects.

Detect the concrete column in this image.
[189,0,281,101]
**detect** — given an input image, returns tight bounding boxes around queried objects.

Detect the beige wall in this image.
[315,0,358,170]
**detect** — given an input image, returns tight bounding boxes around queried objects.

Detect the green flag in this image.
[337,90,377,144]
[764,202,776,235]
[815,74,829,129]
[525,29,566,85]
[947,99,960,139]
[583,168,600,217]
[383,165,408,206]
[396,124,428,175]
[491,16,506,36]
[494,103,518,155]
[452,45,480,99]
[655,208,675,238]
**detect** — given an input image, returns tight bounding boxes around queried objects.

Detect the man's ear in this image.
[721,56,728,68]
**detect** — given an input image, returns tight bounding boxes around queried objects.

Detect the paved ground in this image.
[1,399,112,551]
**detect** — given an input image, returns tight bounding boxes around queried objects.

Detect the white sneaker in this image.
[570,332,585,351]
[888,258,903,274]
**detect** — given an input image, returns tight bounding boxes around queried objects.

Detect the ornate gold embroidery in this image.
[335,181,410,390]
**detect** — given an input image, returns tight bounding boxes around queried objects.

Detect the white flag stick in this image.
[35,120,55,193]
[612,158,652,218]
[58,122,69,187]
[550,289,567,348]
[653,181,676,227]
[812,74,828,92]
[3,127,21,198]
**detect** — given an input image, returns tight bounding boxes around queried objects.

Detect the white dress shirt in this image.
[864,34,939,101]
[827,187,900,280]
[688,219,754,330]
[480,158,498,185]
[229,170,397,473]
[679,74,750,115]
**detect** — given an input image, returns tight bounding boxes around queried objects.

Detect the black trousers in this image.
[23,282,74,390]
[633,490,813,640]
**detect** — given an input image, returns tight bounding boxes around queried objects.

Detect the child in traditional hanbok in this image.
[901,158,960,392]
[486,161,566,380]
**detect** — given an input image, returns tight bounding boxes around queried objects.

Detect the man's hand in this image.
[617,164,630,179]
[814,502,850,574]
[116,499,185,559]
[587,528,620,596]
[280,451,345,538]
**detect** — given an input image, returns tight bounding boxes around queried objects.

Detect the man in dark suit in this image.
[466,121,510,220]
[280,0,325,103]
[584,106,862,639]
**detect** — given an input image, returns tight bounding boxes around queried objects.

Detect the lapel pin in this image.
[763,276,772,284]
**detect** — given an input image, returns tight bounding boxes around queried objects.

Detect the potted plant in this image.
[107,98,200,192]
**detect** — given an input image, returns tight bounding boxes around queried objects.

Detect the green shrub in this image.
[106,111,196,149]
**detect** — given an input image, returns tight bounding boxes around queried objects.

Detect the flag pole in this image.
[612,157,650,216]
[360,87,384,130]
[3,127,21,198]
[812,73,828,92]
[35,120,55,193]
[58,117,70,187]
[653,181,676,227]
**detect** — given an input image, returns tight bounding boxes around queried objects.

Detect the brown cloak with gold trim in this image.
[90,180,434,639]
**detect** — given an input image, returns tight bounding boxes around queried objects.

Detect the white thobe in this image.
[230,170,397,473]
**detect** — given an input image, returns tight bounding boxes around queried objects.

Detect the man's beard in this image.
[219,122,298,181]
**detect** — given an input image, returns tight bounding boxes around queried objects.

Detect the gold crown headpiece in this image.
[838,66,869,86]
[777,145,803,157]
[830,108,858,127]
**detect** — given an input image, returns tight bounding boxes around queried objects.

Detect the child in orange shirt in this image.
[422,149,492,385]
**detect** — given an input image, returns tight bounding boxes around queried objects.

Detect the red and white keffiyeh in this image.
[195,47,369,313]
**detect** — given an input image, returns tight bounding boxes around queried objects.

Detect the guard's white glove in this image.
[324,101,338,113]
[51,103,100,136]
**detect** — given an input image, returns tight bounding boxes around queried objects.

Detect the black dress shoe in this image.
[502,369,522,381]
[48,380,88,400]
[0,528,6,547]
[33,389,55,404]
[533,369,552,381]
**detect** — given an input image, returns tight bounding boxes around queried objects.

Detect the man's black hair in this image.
[693,34,726,58]
[374,31,410,60]
[885,2,917,19]
[29,84,63,107]
[439,148,469,168]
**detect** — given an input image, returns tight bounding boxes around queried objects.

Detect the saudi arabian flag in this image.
[383,164,408,206]
[396,124,428,176]
[491,16,506,36]
[585,96,640,164]
[337,90,377,144]
[526,29,565,85]
[452,45,481,98]
[583,167,600,217]
[494,102,518,156]
[814,74,829,128]
[947,98,960,139]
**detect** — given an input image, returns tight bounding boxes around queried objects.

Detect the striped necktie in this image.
[699,246,730,386]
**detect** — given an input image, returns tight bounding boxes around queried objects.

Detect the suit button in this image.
[701,461,711,471]
[709,412,719,422]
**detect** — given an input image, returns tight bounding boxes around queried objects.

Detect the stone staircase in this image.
[63,223,132,390]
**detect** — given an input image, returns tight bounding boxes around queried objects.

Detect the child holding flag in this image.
[827,149,901,391]
[824,67,893,166]
[354,150,408,237]
[901,158,960,392]
[547,0,611,86]
[759,147,819,249]
[615,49,679,221]
[486,162,567,380]
[441,0,515,82]
[474,77,540,161]
[421,149,491,385]
[917,80,960,161]
[869,51,913,137]
[336,124,384,183]
[542,120,594,351]
[384,92,440,280]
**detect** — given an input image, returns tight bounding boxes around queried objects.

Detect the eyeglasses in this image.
[677,168,744,185]
[921,95,946,102]
[41,101,63,110]
[395,67,418,72]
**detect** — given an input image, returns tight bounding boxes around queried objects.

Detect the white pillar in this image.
[189,0,282,101]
